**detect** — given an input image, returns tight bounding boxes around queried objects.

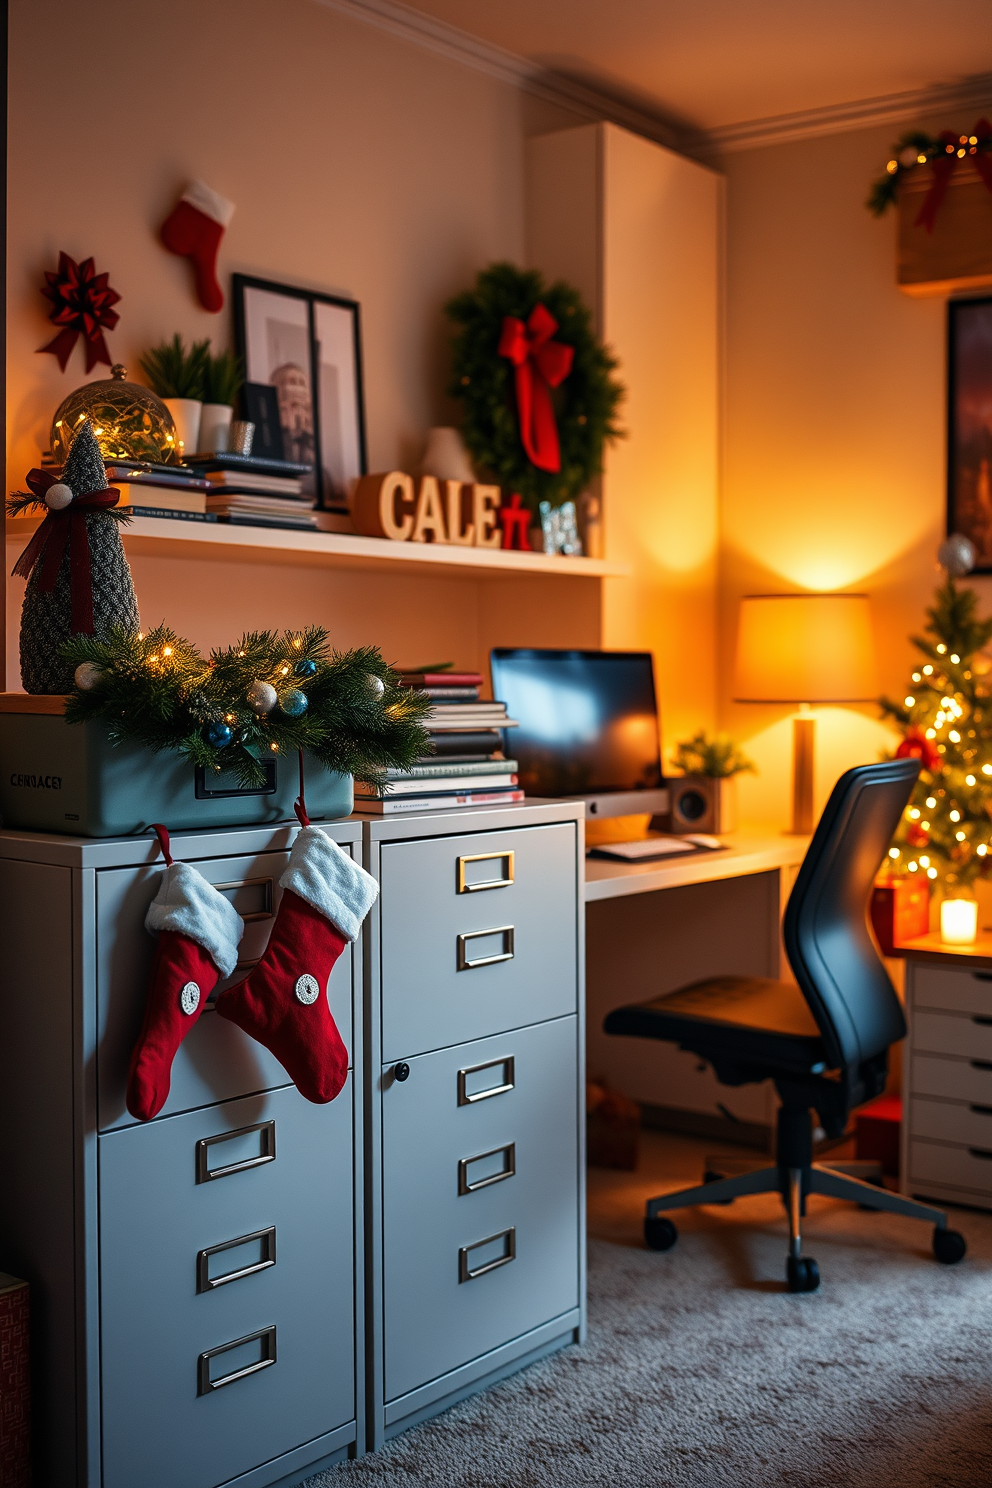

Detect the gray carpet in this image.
[309,1192,992,1487]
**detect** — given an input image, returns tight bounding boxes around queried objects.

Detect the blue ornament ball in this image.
[281,688,309,717]
[205,721,233,748]
[294,657,317,677]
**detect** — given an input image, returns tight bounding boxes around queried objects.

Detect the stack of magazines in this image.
[353,668,523,814]
[185,453,317,529]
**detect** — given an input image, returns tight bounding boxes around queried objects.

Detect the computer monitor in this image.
[489,648,669,819]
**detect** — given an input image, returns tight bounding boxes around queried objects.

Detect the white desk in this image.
[584,833,808,1141]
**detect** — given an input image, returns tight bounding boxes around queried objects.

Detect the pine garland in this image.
[880,579,992,889]
[445,262,624,513]
[61,625,432,791]
[867,126,992,215]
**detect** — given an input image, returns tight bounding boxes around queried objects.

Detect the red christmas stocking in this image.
[216,825,377,1103]
[126,827,244,1121]
[160,180,235,313]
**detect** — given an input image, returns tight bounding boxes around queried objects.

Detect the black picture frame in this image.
[947,295,992,571]
[232,273,367,511]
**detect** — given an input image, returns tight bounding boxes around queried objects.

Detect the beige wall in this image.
[717,114,992,828]
[5,0,590,684]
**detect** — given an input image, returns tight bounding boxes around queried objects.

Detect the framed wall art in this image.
[948,295,992,570]
[233,273,367,510]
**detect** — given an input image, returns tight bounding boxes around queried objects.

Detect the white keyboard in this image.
[587,834,724,861]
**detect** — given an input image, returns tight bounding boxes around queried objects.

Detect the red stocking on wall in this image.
[216,825,377,1103]
[160,181,235,313]
[127,826,244,1121]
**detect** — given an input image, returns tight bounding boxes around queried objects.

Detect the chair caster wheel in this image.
[933,1227,967,1264]
[786,1255,820,1292]
[703,1170,734,1202]
[644,1216,678,1251]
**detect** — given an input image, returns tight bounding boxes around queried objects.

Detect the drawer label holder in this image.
[457,850,515,894]
[456,925,514,971]
[197,1325,277,1394]
[458,1227,516,1283]
[457,1056,515,1105]
[196,1121,276,1183]
[458,1143,516,1195]
[196,1226,277,1292]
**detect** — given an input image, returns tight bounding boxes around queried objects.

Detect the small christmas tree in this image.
[881,575,992,892]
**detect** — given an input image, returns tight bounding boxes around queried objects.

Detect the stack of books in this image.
[354,668,524,814]
[56,458,218,523]
[185,453,317,529]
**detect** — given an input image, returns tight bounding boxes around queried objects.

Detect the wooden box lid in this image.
[897,160,992,297]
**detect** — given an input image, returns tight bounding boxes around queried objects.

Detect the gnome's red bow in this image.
[498,304,574,473]
[38,252,121,373]
[12,470,121,635]
[915,119,992,233]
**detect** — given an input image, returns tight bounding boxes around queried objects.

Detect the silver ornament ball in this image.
[247,679,278,715]
[898,145,920,169]
[367,674,386,701]
[45,482,73,510]
[74,661,103,691]
[938,533,976,578]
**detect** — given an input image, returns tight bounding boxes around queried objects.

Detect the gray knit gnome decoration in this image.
[12,421,139,693]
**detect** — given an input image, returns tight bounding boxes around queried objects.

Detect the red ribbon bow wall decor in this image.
[915,119,992,232]
[498,303,575,473]
[12,470,122,634]
[37,252,121,372]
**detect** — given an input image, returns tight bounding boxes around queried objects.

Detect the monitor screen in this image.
[489,649,663,798]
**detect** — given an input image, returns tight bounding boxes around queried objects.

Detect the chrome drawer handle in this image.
[458,1227,516,1283]
[457,1057,515,1105]
[457,925,514,971]
[196,1226,276,1292]
[457,851,515,894]
[213,878,274,922]
[196,1121,275,1183]
[458,1143,516,1196]
[197,1325,276,1394]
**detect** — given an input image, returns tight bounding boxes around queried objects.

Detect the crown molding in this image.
[311,0,992,159]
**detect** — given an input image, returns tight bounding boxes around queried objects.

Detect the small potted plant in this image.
[139,334,210,458]
[199,348,243,455]
[670,731,755,834]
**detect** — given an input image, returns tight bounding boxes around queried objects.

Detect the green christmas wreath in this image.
[445,262,624,512]
[62,625,431,791]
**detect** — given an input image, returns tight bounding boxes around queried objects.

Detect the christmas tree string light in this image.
[881,572,992,892]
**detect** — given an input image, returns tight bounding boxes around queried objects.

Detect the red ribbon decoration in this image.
[498,493,532,551]
[498,304,574,473]
[12,469,122,635]
[915,119,992,233]
[37,252,121,372]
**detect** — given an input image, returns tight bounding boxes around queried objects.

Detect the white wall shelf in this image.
[6,516,627,580]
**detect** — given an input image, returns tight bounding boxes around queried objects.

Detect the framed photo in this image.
[233,274,367,510]
[948,296,992,570]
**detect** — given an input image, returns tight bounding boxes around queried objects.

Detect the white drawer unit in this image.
[0,822,365,1488]
[902,952,992,1212]
[363,801,585,1450]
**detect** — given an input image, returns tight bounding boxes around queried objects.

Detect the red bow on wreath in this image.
[12,469,122,634]
[915,119,992,233]
[498,304,574,474]
[37,252,121,372]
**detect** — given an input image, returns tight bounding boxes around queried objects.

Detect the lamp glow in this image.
[941,898,978,944]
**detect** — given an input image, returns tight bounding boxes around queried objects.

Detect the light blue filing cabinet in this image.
[361,800,586,1449]
[0,822,364,1488]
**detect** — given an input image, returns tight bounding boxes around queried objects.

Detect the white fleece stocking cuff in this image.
[182,179,236,227]
[145,861,244,977]
[280,825,378,942]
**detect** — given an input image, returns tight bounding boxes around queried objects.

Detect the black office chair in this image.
[604,759,967,1292]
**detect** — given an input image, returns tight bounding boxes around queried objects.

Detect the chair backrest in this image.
[783,758,920,1070]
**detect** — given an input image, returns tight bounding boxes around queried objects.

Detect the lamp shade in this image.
[733,593,877,703]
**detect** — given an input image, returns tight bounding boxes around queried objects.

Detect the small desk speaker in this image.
[668,776,735,834]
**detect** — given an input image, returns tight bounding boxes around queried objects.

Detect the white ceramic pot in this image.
[163,398,202,458]
[421,426,475,481]
[198,403,233,455]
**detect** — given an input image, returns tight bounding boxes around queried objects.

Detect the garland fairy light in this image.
[867,120,992,216]
[62,625,432,790]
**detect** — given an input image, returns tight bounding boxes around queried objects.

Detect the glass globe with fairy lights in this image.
[50,364,180,465]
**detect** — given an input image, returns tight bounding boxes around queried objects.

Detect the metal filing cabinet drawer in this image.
[912,964,992,1015]
[910,1053,992,1104]
[908,1137,992,1198]
[911,1010,992,1061]
[379,823,579,1061]
[96,848,354,1131]
[910,1095,992,1147]
[381,1016,580,1404]
[99,1085,356,1488]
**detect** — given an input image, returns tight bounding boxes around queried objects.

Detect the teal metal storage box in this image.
[0,697,353,836]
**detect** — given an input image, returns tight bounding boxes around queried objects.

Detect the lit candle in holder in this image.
[941,898,978,944]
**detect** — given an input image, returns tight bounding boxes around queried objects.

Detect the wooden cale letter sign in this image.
[352,472,502,549]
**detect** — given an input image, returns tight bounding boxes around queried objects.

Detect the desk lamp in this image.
[733,593,877,835]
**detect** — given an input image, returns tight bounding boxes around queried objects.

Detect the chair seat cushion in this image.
[604,975,830,1076]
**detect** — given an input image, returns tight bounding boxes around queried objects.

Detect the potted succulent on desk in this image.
[669,731,755,834]
[139,333,210,458]
[199,348,243,454]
